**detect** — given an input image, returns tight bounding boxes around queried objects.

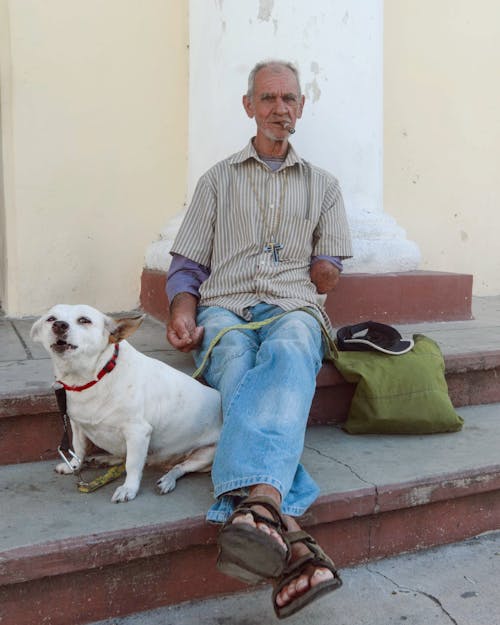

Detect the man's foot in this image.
[216,488,290,583]
[230,484,287,551]
[274,544,333,609]
[273,517,341,618]
[231,506,287,552]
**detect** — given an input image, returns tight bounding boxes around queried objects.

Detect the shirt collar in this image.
[229,139,304,170]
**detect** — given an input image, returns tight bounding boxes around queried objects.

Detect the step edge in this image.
[2,350,500,418]
[2,464,499,586]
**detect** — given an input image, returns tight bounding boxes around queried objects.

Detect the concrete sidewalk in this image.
[91,530,500,625]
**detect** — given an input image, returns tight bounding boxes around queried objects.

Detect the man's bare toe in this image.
[311,567,333,587]
[276,574,303,606]
[256,522,286,550]
[275,567,333,607]
[231,506,286,552]
[232,512,256,528]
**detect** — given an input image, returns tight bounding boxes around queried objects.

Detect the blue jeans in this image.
[193,303,324,523]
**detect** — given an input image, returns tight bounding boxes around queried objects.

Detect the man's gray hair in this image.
[246,60,302,99]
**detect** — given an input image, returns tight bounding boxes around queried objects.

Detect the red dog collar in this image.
[57,344,120,392]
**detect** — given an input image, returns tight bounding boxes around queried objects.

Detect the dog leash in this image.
[191,307,338,381]
[192,312,289,379]
[76,463,126,493]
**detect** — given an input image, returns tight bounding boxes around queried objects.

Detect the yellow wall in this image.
[0,0,188,315]
[384,0,500,295]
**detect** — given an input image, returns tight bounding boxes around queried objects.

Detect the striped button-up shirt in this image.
[171,140,352,328]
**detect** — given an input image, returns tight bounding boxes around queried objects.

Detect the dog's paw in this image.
[111,484,138,503]
[157,472,177,494]
[55,461,80,475]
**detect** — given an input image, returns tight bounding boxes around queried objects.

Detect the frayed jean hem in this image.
[206,478,320,524]
[213,475,285,501]
[206,500,317,524]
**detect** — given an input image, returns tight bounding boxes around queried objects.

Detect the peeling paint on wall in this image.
[258,0,274,22]
[215,1,226,35]
[306,77,321,103]
[304,61,322,102]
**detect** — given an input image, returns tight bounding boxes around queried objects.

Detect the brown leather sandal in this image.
[272,530,342,619]
[216,495,290,584]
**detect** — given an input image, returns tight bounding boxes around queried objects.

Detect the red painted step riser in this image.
[140,269,473,326]
[1,363,500,465]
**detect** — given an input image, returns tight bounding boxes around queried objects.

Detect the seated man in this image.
[166,59,352,619]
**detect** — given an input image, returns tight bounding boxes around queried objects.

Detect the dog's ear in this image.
[30,317,44,343]
[108,314,146,343]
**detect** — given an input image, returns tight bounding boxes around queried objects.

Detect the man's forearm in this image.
[166,292,204,352]
[169,291,198,321]
[310,259,341,294]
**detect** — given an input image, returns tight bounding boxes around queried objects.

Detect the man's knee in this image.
[263,312,324,367]
[273,311,322,346]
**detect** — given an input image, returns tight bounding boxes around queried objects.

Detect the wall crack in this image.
[305,443,380,554]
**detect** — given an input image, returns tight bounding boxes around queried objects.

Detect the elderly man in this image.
[166,59,352,619]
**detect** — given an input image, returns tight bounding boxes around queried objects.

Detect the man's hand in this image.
[166,293,204,352]
[310,259,341,294]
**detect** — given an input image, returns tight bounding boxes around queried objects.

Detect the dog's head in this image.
[30,304,145,360]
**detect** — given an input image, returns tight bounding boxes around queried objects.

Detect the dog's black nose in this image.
[52,320,69,335]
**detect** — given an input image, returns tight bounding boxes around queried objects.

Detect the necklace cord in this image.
[247,163,289,251]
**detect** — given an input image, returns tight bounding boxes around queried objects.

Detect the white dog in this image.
[31,304,222,503]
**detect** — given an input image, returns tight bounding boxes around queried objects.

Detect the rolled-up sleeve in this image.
[313,180,353,259]
[166,254,211,302]
[170,173,216,267]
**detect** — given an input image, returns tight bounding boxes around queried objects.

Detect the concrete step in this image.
[1,403,500,625]
[86,531,500,625]
[3,348,499,465]
[2,324,500,465]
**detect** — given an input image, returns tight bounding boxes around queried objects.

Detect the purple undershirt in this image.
[166,253,343,302]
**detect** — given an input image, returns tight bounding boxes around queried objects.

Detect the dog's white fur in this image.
[31,304,222,503]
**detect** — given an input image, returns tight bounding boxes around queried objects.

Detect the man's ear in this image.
[108,314,146,343]
[242,94,255,119]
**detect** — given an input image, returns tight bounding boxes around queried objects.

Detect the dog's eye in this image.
[78,317,92,324]
[47,316,56,322]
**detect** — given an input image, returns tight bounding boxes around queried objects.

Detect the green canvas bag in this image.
[333,334,464,435]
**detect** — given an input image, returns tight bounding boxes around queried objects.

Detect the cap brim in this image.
[341,337,414,355]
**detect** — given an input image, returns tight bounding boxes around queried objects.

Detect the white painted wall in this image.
[159,0,419,274]
[188,0,381,213]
